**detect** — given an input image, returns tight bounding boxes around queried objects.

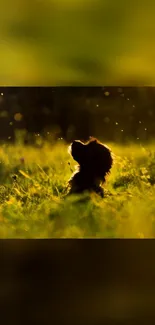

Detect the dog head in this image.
[69,138,113,182]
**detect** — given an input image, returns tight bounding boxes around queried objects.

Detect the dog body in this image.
[67,138,113,197]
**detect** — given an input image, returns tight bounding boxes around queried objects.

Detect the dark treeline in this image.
[0,87,154,143]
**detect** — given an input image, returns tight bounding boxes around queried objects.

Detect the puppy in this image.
[67,137,113,197]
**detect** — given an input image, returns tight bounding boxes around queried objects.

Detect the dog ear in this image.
[88,137,97,144]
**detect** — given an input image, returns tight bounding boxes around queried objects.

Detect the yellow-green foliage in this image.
[0,141,155,238]
[1,1,155,85]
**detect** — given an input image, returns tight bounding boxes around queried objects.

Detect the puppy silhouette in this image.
[67,138,113,197]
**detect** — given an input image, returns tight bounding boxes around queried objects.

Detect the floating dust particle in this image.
[104,91,110,96]
[14,113,23,122]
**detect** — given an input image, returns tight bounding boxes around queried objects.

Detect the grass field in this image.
[0,139,155,238]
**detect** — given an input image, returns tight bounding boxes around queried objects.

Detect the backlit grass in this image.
[0,140,155,238]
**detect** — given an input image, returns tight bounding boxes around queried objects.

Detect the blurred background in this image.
[2,240,155,323]
[0,86,154,144]
[0,0,155,86]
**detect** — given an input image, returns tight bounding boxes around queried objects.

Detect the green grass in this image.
[0,140,155,238]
